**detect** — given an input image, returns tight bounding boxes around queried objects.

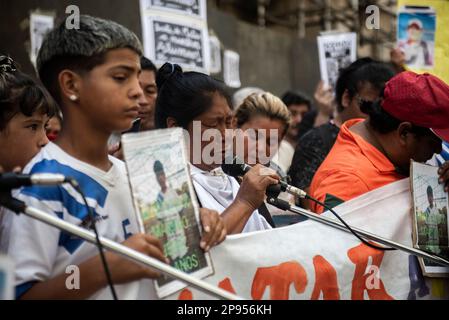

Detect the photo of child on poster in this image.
[397,7,436,70]
[122,129,213,298]
[411,162,449,277]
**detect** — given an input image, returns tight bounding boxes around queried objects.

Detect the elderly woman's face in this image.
[187,92,233,171]
[237,116,286,165]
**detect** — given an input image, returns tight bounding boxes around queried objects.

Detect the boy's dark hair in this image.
[155,63,231,129]
[0,56,57,130]
[37,15,143,105]
[335,58,395,113]
[427,185,433,196]
[360,99,432,137]
[281,91,311,110]
[154,160,164,174]
[141,56,157,74]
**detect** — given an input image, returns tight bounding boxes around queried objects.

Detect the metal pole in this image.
[269,199,449,267]
[18,205,243,300]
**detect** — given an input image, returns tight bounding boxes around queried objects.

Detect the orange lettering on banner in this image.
[251,261,308,300]
[178,288,193,300]
[311,255,340,300]
[347,243,394,300]
[218,277,237,294]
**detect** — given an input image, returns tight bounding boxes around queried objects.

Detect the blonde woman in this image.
[232,92,291,176]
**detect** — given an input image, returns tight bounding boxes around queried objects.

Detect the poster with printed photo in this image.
[317,32,357,89]
[397,6,436,70]
[30,13,54,68]
[411,161,449,277]
[122,128,214,298]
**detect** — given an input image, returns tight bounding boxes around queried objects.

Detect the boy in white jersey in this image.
[4,15,225,300]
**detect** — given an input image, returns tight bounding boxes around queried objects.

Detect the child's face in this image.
[78,48,143,133]
[0,112,50,171]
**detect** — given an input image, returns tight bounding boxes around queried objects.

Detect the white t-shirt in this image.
[189,165,272,233]
[1,142,156,300]
[271,140,295,173]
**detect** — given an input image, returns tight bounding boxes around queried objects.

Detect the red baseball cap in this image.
[382,71,449,142]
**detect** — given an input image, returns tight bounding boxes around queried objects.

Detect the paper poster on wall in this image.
[141,14,210,73]
[209,35,221,74]
[317,32,357,89]
[397,0,449,84]
[223,50,241,88]
[30,13,54,67]
[0,256,14,300]
[140,0,207,20]
[397,6,436,70]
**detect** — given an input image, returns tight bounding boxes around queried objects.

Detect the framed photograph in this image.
[122,128,214,298]
[410,161,449,277]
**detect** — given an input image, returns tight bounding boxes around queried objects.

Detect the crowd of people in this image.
[0,14,449,300]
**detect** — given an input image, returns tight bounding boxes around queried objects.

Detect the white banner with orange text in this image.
[166,179,449,300]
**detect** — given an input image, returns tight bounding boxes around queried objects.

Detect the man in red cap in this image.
[309,71,449,213]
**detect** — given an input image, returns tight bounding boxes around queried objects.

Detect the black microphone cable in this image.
[303,194,397,251]
[222,157,396,251]
[304,194,449,261]
[67,178,118,300]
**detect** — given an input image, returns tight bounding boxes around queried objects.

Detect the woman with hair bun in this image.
[155,63,279,233]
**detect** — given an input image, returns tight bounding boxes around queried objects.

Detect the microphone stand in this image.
[266,196,449,268]
[0,192,242,300]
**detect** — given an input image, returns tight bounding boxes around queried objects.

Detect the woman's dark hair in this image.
[360,99,432,137]
[155,63,231,129]
[0,56,57,131]
[335,57,395,112]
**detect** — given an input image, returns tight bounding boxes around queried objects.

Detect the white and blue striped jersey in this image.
[428,142,449,167]
[1,142,156,300]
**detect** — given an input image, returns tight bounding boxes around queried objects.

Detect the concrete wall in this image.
[0,0,321,97]
[0,0,142,77]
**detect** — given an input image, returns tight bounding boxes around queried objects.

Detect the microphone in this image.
[0,173,72,191]
[221,156,307,199]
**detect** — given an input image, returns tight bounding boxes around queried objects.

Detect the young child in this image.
[46,111,62,142]
[3,15,225,300]
[0,55,56,253]
[0,55,55,172]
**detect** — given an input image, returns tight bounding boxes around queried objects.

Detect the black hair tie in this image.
[0,55,17,73]
[0,56,17,73]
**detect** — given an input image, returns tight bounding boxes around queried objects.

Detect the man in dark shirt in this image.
[288,58,396,206]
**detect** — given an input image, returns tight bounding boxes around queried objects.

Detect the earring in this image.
[69,95,78,101]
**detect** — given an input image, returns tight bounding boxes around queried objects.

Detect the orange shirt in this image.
[309,119,405,213]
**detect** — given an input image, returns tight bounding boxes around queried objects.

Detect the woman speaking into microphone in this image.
[154,63,279,234]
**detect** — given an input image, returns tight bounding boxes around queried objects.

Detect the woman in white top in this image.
[154,63,279,234]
